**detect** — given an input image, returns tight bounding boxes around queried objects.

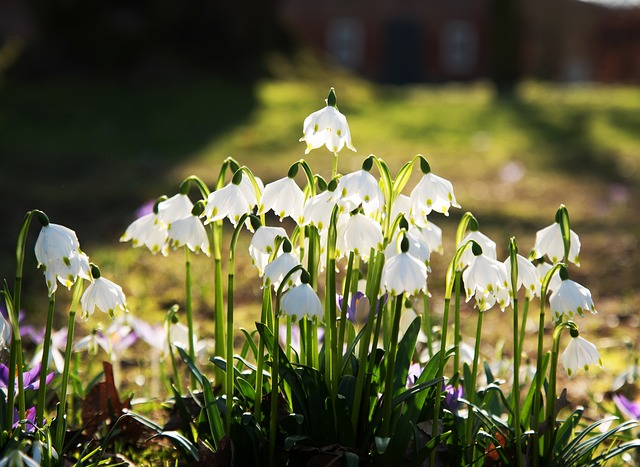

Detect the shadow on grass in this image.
[0,78,258,289]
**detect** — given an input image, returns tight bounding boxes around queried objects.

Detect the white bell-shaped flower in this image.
[340,213,383,261]
[549,278,597,320]
[120,212,169,256]
[531,222,581,266]
[238,173,263,209]
[203,182,252,226]
[381,236,428,296]
[263,250,302,290]
[504,254,541,299]
[80,266,128,318]
[167,215,210,256]
[562,335,602,377]
[260,177,305,223]
[385,228,431,267]
[537,262,562,294]
[462,254,510,310]
[281,283,324,322]
[334,169,384,216]
[157,194,194,225]
[35,222,91,295]
[391,194,413,225]
[299,91,356,154]
[249,225,288,275]
[410,172,460,218]
[416,222,444,255]
[300,190,337,231]
[458,230,497,270]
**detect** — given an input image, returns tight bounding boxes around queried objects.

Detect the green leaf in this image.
[392,160,414,199]
[394,316,421,398]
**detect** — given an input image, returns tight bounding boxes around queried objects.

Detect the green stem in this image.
[332,152,339,178]
[37,295,56,427]
[286,315,292,362]
[423,294,433,358]
[380,295,403,437]
[466,310,484,466]
[185,248,197,389]
[512,294,523,467]
[453,271,462,377]
[55,280,83,453]
[337,252,355,369]
[213,221,226,389]
[269,298,281,466]
[518,297,530,363]
[254,289,272,425]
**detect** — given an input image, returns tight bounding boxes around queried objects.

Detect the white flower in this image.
[263,252,301,290]
[462,254,510,310]
[391,194,413,225]
[249,226,288,275]
[281,283,324,322]
[334,170,384,216]
[417,222,444,255]
[0,312,10,349]
[203,182,252,226]
[81,274,128,318]
[120,212,169,256]
[385,228,431,267]
[381,251,428,296]
[562,335,602,377]
[156,194,194,224]
[34,223,90,295]
[549,279,597,320]
[167,215,210,256]
[537,262,562,293]
[458,230,497,270]
[238,173,263,208]
[504,254,541,298]
[300,103,356,154]
[410,172,460,219]
[300,190,337,230]
[340,213,383,260]
[531,222,581,265]
[260,177,305,223]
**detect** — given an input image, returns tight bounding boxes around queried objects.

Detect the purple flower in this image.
[0,362,55,395]
[13,406,37,432]
[135,199,156,218]
[406,362,423,388]
[613,394,640,420]
[337,291,387,326]
[443,384,464,414]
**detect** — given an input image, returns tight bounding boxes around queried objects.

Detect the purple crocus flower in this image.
[443,384,464,414]
[613,393,640,420]
[0,362,55,395]
[337,291,388,326]
[13,406,37,432]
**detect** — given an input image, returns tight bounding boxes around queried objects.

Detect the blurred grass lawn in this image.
[1,71,639,406]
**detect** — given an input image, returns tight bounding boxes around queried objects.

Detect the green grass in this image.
[1,72,639,410]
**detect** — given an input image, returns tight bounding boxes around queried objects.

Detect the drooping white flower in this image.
[381,250,428,296]
[549,279,597,320]
[562,335,602,377]
[156,193,194,225]
[260,177,305,223]
[334,169,384,216]
[167,215,210,256]
[80,267,128,318]
[504,254,541,298]
[457,230,497,270]
[263,252,301,290]
[385,228,431,267]
[531,222,581,265]
[391,194,413,224]
[238,173,263,209]
[120,211,169,256]
[340,213,383,260]
[462,254,510,310]
[299,95,356,154]
[0,312,10,349]
[410,172,460,218]
[249,225,288,275]
[203,182,253,226]
[34,223,91,295]
[536,262,563,293]
[300,189,337,231]
[281,283,324,322]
